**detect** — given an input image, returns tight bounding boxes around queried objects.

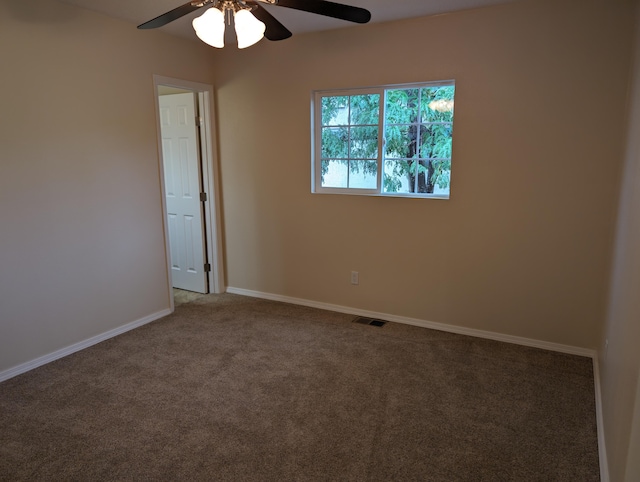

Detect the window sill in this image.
[311,189,449,200]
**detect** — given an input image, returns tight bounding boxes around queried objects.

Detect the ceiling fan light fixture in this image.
[234,9,266,49]
[139,0,370,49]
[192,7,225,49]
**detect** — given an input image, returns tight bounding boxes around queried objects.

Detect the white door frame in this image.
[153,75,225,309]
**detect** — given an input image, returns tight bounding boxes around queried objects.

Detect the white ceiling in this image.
[58,0,522,43]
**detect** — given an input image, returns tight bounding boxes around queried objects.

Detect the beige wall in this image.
[1,0,638,475]
[214,0,634,349]
[600,2,640,479]
[0,0,215,373]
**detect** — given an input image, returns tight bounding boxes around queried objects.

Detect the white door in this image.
[159,92,208,293]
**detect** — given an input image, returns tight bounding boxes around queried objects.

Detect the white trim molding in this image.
[593,357,610,482]
[226,286,608,478]
[1,286,608,479]
[0,309,171,383]
[226,287,596,357]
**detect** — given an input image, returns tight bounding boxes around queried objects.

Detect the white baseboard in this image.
[228,286,609,478]
[592,357,610,482]
[0,308,171,383]
[2,288,608,480]
[226,287,596,358]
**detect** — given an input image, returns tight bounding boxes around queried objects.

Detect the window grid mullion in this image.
[379,90,386,193]
[347,98,352,188]
[414,88,422,193]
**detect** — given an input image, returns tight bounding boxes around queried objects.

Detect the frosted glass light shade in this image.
[234,9,265,49]
[192,7,225,48]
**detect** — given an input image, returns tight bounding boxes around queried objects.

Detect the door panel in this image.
[159,93,208,293]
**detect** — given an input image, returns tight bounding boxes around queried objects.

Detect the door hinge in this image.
[200,192,207,202]
[204,263,211,272]
[196,116,203,127]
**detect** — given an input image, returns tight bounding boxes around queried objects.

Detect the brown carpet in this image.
[0,293,599,481]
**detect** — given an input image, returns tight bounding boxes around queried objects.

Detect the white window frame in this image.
[311,80,455,199]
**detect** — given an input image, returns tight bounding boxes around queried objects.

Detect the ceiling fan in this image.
[138,0,372,49]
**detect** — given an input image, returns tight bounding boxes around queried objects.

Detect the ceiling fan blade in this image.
[273,0,371,24]
[137,1,204,29]
[249,3,293,40]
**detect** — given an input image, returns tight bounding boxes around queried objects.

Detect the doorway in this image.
[153,75,225,310]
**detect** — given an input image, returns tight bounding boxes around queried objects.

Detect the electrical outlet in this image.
[351,271,359,285]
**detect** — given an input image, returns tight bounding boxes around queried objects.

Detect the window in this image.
[312,81,455,198]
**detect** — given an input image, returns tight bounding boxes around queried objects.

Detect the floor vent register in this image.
[352,316,387,327]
